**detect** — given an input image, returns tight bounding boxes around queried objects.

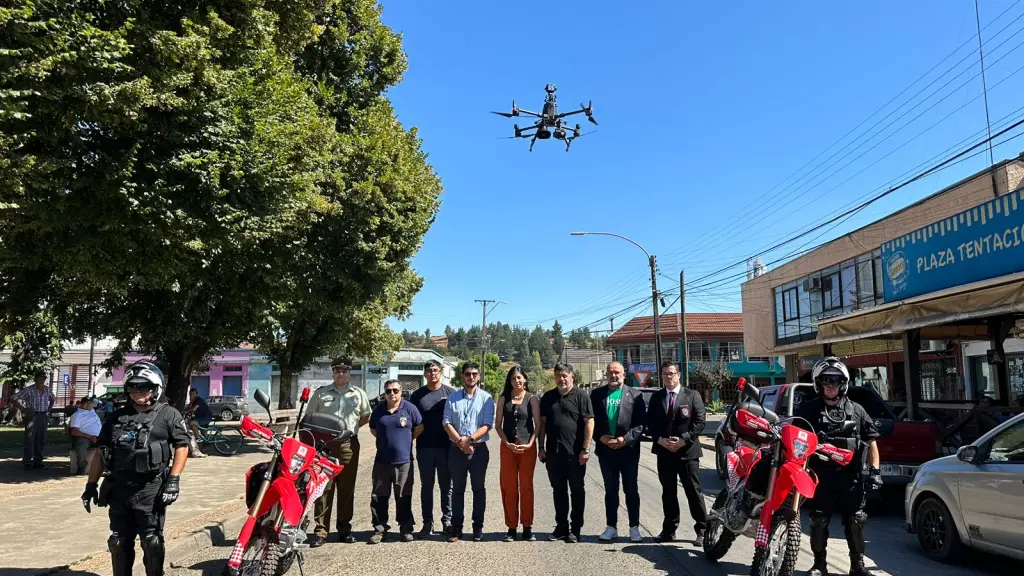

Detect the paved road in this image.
[167,428,1023,576]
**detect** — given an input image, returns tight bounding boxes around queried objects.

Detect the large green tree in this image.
[0,1,350,408]
[0,309,62,391]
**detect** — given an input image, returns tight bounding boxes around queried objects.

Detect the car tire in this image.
[914,496,965,564]
[220,409,235,421]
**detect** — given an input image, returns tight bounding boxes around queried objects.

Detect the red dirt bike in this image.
[702,378,855,576]
[222,387,350,576]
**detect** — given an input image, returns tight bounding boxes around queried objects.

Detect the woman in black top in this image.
[494,366,542,542]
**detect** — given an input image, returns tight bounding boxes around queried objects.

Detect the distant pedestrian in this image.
[538,363,594,543]
[410,360,457,537]
[184,388,212,458]
[494,366,541,542]
[442,361,495,542]
[591,361,646,543]
[647,361,707,545]
[12,371,56,470]
[69,396,102,475]
[368,380,423,544]
[308,356,371,547]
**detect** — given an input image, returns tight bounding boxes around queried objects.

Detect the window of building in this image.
[398,363,424,371]
[223,365,243,372]
[717,342,744,362]
[747,356,770,363]
[661,343,679,364]
[773,250,884,347]
[782,287,798,321]
[688,342,711,362]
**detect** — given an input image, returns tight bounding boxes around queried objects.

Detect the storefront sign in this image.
[881,189,1024,301]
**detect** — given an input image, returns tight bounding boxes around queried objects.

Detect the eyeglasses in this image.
[385,389,401,395]
[425,368,441,374]
[463,371,479,377]
[663,371,679,376]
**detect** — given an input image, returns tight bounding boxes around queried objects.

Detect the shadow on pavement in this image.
[0,455,75,486]
[177,559,225,576]
[620,543,738,576]
[0,565,100,569]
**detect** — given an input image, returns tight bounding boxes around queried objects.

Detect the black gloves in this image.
[161,474,181,505]
[82,482,100,513]
[866,467,883,491]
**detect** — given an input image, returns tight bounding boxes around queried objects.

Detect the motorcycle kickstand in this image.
[296,552,306,576]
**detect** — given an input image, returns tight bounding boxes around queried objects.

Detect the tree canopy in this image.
[0,0,439,408]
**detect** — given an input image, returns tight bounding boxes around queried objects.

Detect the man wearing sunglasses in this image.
[442,361,495,542]
[795,356,880,576]
[368,380,423,543]
[308,356,371,547]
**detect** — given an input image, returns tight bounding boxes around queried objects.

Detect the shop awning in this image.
[815,271,1024,344]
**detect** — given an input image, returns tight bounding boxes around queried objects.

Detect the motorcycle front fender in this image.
[253,476,304,527]
[766,461,817,514]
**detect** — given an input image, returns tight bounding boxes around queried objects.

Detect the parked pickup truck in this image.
[714,383,941,486]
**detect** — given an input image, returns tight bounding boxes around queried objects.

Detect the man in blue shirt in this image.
[442,361,495,542]
[369,380,423,543]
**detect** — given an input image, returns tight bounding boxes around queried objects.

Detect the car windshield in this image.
[988,419,1024,463]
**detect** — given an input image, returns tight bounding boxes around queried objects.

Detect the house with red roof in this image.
[606,313,784,389]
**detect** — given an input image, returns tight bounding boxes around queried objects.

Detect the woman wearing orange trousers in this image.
[494,366,541,542]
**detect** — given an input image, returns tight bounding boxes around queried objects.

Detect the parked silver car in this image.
[904,411,1024,563]
[207,395,250,421]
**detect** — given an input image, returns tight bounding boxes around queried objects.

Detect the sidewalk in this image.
[0,439,275,575]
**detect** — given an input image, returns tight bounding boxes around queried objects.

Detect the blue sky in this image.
[382,0,1024,336]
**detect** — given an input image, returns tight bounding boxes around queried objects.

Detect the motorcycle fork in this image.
[756,443,782,549]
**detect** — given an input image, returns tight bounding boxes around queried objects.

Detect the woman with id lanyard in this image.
[442,361,496,542]
[494,366,541,542]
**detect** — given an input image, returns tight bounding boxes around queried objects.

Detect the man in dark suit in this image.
[646,360,707,545]
[591,361,647,543]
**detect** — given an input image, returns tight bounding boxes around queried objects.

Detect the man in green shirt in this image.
[308,356,371,546]
[590,361,647,542]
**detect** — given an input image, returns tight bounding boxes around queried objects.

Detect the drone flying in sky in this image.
[491,84,598,151]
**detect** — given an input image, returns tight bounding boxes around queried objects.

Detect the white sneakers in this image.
[599,526,643,543]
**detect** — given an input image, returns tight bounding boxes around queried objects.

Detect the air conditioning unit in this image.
[920,340,948,352]
[802,277,822,292]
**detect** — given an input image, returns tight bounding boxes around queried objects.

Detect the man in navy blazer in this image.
[645,361,707,545]
[590,361,647,543]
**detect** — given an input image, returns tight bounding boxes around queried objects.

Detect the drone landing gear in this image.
[529,136,537,152]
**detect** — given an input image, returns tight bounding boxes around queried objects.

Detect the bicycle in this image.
[188,415,245,456]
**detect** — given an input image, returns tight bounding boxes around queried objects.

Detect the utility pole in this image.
[475,299,505,381]
[87,337,96,395]
[650,255,663,381]
[680,270,689,388]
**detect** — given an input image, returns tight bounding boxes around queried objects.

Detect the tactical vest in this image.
[814,398,862,454]
[107,404,171,475]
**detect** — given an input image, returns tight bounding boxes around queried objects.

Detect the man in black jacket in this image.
[646,361,707,545]
[591,361,647,543]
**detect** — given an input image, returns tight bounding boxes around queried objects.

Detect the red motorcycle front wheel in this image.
[239,533,282,576]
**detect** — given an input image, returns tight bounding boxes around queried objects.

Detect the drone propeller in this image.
[490,99,520,118]
[581,101,598,125]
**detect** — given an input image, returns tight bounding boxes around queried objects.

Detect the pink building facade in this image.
[111,350,253,398]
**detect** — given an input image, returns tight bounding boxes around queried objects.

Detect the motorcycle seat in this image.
[735,401,779,425]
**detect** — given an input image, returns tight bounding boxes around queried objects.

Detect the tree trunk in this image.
[278,365,296,410]
[162,348,201,412]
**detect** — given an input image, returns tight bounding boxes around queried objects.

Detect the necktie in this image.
[668,391,676,414]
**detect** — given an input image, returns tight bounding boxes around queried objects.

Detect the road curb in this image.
[47,499,249,576]
[166,512,248,569]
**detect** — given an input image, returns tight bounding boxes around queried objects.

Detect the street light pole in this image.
[571,231,663,383]
[475,299,506,382]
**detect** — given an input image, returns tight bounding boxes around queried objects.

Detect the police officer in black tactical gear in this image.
[81,361,191,576]
[795,357,881,576]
